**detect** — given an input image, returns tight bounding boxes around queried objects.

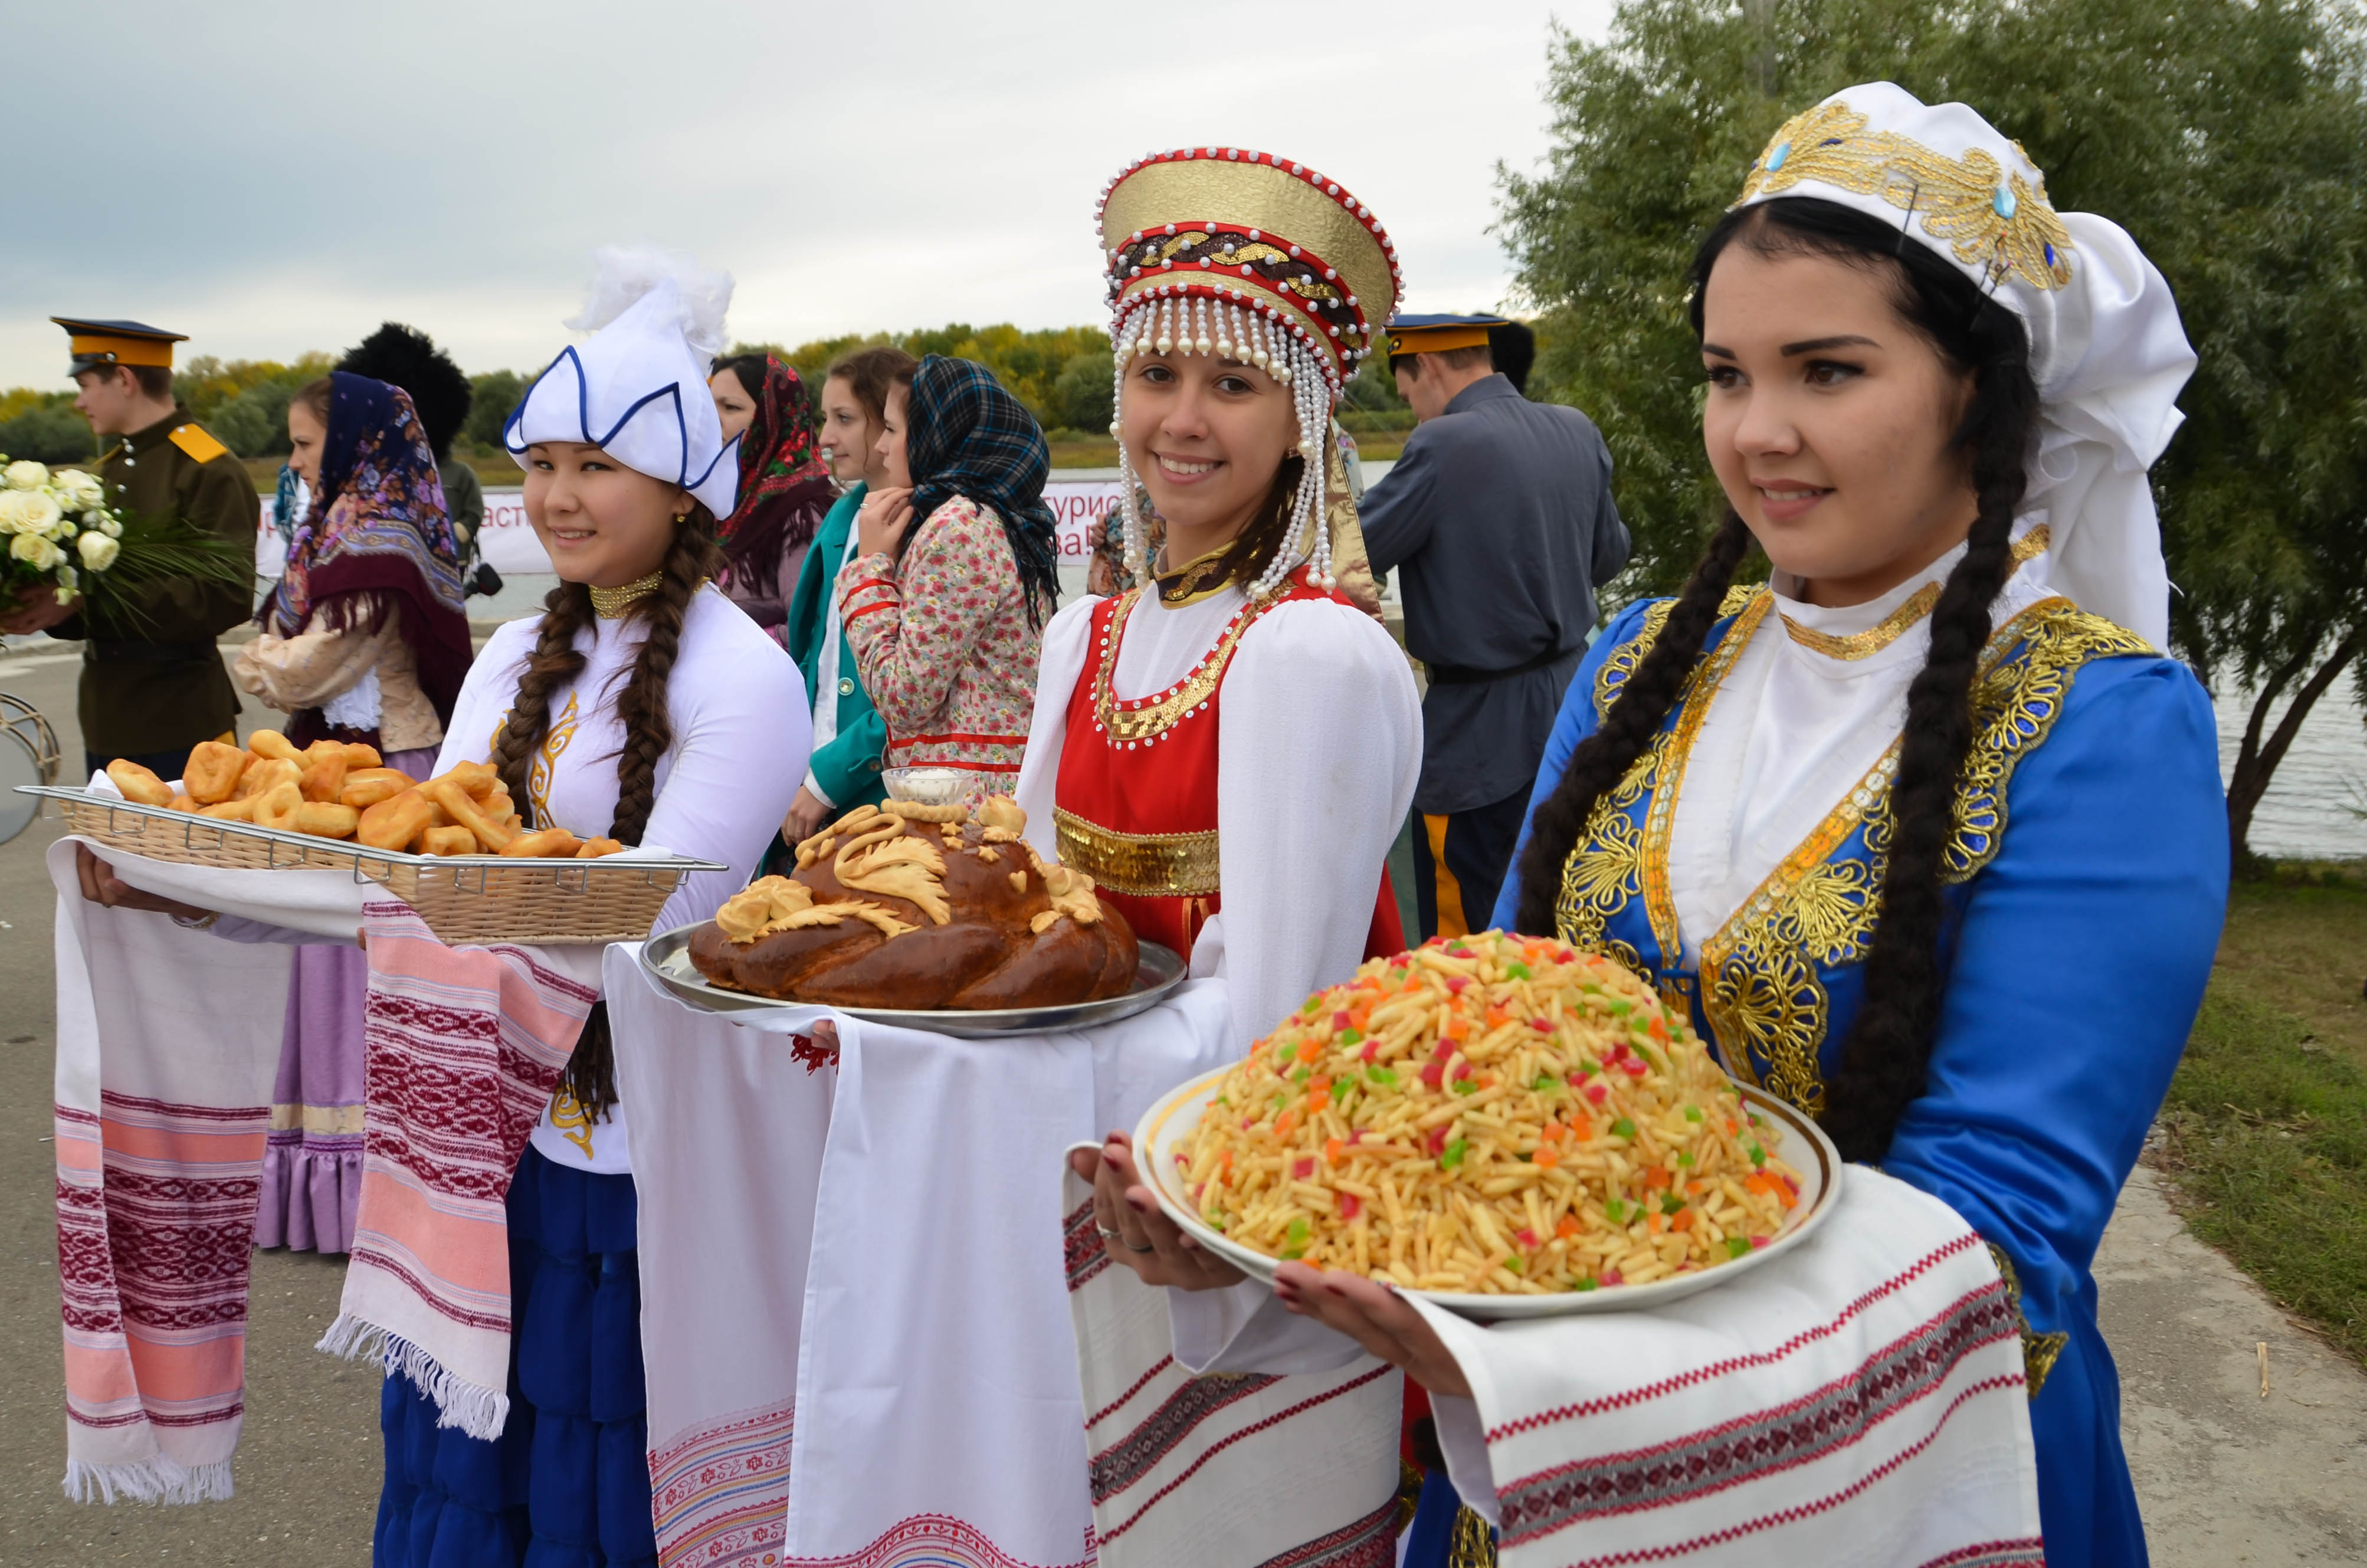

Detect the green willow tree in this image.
[1500,0,2367,864]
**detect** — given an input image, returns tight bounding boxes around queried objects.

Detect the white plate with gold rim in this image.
[1134,1064,1840,1321]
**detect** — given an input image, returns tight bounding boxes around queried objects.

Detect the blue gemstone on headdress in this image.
[1766,142,1791,172]
[2043,242,2056,267]
[1993,186,2017,219]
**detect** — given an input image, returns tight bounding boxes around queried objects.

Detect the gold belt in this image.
[1054,806,1221,898]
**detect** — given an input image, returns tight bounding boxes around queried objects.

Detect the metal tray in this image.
[640,923,1188,1039]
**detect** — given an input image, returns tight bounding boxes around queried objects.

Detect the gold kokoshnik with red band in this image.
[1094,147,1402,598]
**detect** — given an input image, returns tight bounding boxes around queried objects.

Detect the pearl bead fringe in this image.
[1108,293,1336,598]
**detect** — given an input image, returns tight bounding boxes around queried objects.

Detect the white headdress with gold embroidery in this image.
[1736,82,2195,645]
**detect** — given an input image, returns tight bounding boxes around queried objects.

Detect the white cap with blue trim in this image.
[504,247,742,520]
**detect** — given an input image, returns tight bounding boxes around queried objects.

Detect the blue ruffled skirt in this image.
[374,1144,658,1568]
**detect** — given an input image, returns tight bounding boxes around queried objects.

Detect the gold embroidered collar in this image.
[1778,525,2050,661]
[1155,546,1234,608]
[1092,586,1276,745]
[590,570,665,619]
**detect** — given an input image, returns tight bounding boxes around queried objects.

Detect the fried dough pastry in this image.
[419,825,481,857]
[104,760,175,808]
[251,782,305,831]
[199,797,261,822]
[183,740,250,804]
[166,793,196,813]
[285,801,359,838]
[443,760,501,800]
[299,744,349,804]
[576,837,625,858]
[500,827,583,858]
[358,789,435,851]
[232,757,302,801]
[428,778,516,851]
[247,729,303,764]
[342,742,382,768]
[340,768,417,809]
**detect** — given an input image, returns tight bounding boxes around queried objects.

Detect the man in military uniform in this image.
[1359,314,1630,940]
[0,319,258,779]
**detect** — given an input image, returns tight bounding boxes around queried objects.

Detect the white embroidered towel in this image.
[1416,1165,2044,1568]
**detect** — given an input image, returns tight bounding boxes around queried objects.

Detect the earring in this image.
[672,512,689,523]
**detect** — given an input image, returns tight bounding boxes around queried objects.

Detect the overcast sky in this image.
[3,1,1613,389]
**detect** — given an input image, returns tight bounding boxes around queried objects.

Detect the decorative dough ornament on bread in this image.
[687,796,1138,1010]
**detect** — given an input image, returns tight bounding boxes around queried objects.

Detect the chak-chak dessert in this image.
[687,796,1139,1009]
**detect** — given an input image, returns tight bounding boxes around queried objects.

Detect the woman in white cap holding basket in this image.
[381,249,806,1568]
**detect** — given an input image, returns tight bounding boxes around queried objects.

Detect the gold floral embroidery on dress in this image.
[1691,596,2152,1116]
[1589,586,1762,721]
[1987,1242,2069,1399]
[1640,595,1772,970]
[548,1087,596,1159]
[1941,597,2153,881]
[1552,752,1653,980]
[1737,100,2075,291]
[1563,586,1766,995]
[487,690,582,828]
[1591,600,1674,721]
[1054,806,1220,898]
[1699,749,1900,1113]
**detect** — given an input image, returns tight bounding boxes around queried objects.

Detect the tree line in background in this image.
[0,324,1421,468]
[1502,0,2367,865]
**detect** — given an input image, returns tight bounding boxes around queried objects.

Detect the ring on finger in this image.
[1123,1241,1155,1253]
[1096,1225,1123,1242]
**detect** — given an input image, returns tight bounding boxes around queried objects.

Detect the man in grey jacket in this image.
[1359,314,1630,939]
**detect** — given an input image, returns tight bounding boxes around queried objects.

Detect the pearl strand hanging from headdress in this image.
[1107,290,1337,597]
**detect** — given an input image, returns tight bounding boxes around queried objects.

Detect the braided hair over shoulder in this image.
[491,501,724,1117]
[1513,196,2041,1163]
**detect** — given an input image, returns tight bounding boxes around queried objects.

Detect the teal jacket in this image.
[782,484,890,810]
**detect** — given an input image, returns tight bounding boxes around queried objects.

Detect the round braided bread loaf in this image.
[688,796,1138,1009]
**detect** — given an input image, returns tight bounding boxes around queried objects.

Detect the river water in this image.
[2212,678,2367,862]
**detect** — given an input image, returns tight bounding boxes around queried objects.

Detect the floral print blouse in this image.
[837,494,1042,780]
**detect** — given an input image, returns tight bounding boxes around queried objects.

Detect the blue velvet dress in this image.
[1486,589,2227,1568]
[375,1144,658,1568]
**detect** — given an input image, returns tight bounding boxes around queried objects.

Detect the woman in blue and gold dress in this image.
[1248,85,2227,1568]
[1493,86,2224,1566]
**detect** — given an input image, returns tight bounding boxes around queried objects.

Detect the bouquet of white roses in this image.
[0,457,124,605]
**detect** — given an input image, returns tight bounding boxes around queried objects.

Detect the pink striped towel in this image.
[316,902,599,1437]
[47,839,292,1503]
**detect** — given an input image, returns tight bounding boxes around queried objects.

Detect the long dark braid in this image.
[1512,509,1755,937]
[1516,196,2041,1163]
[493,503,724,1117]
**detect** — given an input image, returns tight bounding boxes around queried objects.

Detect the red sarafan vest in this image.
[1053,564,1405,963]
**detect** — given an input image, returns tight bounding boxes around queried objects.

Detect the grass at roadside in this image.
[2153,864,2367,1366]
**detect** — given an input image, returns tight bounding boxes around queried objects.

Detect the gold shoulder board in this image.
[168,424,230,464]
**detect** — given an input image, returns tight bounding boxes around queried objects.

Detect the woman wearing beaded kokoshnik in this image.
[1216,87,2225,1568]
[1041,147,1423,1566]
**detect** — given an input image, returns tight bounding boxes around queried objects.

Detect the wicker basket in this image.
[40,789,706,945]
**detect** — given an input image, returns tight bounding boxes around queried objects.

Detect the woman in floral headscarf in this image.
[238,371,472,758]
[709,352,838,631]
[835,354,1060,785]
[232,371,473,1255]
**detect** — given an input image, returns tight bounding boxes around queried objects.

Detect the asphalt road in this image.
[0,642,2358,1567]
